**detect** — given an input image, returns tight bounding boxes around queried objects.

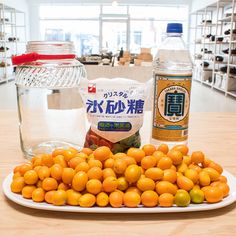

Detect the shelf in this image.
[205,24,220,27]
[190,24,220,29]
[194,77,202,82]
[215,54,228,57]
[194,41,230,45]
[0,57,12,61]
[0,40,26,43]
[202,80,213,87]
[201,58,213,62]
[190,0,232,15]
[213,85,226,92]
[215,36,236,42]
[202,68,213,72]
[0,3,24,12]
[0,22,15,25]
[0,75,14,84]
[212,41,229,44]
[228,91,236,97]
[208,41,228,44]
[0,65,13,68]
[219,16,236,22]
[215,61,228,64]
[198,42,215,44]
[197,24,220,28]
[214,71,227,76]
[0,4,25,84]
[0,56,13,59]
[202,53,214,55]
[217,53,236,57]
[0,24,26,28]
[218,0,234,7]
[190,0,236,99]
[190,10,206,15]
[189,27,202,30]
[214,71,236,78]
[216,35,232,38]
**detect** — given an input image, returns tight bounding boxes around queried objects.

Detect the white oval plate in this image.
[3,170,236,213]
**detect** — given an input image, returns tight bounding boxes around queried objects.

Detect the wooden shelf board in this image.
[0,76,14,84]
[215,61,228,65]
[193,77,202,82]
[228,91,236,97]
[197,24,220,28]
[0,40,26,43]
[202,80,213,87]
[213,85,226,92]
[214,71,227,76]
[219,16,236,22]
[194,41,230,44]
[0,22,15,25]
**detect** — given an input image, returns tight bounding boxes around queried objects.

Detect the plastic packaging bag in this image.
[80,77,148,153]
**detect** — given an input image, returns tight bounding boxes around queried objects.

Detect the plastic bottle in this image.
[151,23,193,147]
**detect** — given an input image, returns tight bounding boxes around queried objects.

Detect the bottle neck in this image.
[166,33,182,37]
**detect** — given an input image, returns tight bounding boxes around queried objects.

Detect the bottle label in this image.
[152,74,192,142]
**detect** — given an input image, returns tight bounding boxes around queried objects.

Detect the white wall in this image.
[191,0,217,12]
[28,2,39,41]
[1,0,28,13]
[27,0,193,40]
[1,0,29,40]
[27,0,192,5]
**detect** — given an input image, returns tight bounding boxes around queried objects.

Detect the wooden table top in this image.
[1,110,236,236]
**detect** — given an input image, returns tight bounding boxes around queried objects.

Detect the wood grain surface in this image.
[1,110,236,236]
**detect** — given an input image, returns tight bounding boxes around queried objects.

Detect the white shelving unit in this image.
[190,0,236,98]
[0,3,26,84]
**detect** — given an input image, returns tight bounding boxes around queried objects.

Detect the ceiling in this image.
[26,0,193,5]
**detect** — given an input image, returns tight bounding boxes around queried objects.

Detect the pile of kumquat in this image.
[11,144,230,208]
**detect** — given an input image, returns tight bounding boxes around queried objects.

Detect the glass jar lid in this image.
[26,41,75,55]
[14,41,87,88]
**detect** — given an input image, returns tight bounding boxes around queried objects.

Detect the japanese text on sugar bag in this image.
[86,99,145,115]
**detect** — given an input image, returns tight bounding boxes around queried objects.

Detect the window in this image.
[40,20,99,56]
[102,6,128,14]
[39,4,189,56]
[130,20,161,53]
[102,21,127,52]
[129,5,189,53]
[40,5,100,56]
[40,5,100,19]
[130,20,188,53]
[129,5,188,21]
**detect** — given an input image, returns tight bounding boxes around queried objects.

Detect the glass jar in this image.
[13,41,87,159]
